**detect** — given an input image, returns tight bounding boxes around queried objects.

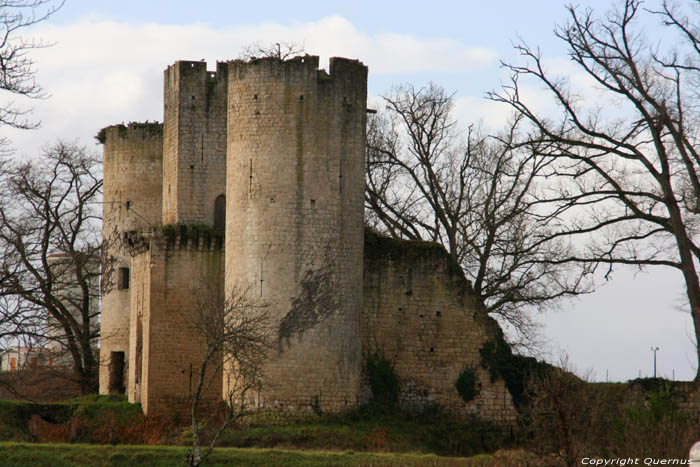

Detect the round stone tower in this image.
[99,122,163,395]
[225,56,367,412]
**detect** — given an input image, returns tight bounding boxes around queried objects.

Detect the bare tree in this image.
[488,0,700,378]
[239,41,305,60]
[366,83,592,346]
[188,282,272,467]
[0,0,63,150]
[0,142,102,394]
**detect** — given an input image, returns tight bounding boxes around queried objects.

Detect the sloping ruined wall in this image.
[362,231,517,423]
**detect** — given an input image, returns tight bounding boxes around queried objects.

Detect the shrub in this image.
[455,367,479,403]
[610,386,696,458]
[365,353,399,409]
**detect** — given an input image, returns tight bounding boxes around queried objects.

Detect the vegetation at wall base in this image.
[1,374,696,462]
[0,396,158,444]
[0,395,511,458]
[365,353,400,410]
[205,406,511,458]
[524,373,697,462]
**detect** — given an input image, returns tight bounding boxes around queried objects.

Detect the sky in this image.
[3,0,696,381]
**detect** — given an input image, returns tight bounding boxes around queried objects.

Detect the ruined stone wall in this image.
[362,233,517,423]
[127,230,224,415]
[162,61,227,226]
[100,123,163,395]
[225,56,367,412]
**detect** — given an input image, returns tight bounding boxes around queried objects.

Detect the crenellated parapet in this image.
[123,225,224,258]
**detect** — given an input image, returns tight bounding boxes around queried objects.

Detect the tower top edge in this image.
[164,55,367,83]
[227,54,366,80]
[97,121,163,146]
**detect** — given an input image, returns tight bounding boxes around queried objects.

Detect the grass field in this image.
[0,442,540,466]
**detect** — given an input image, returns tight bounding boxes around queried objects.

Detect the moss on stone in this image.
[153,223,224,249]
[479,328,555,411]
[95,122,163,145]
[455,367,479,403]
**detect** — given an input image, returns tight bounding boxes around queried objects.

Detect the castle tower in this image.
[162,61,227,227]
[127,229,224,414]
[99,123,163,395]
[225,56,367,412]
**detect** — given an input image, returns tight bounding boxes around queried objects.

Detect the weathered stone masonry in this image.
[363,234,517,422]
[127,229,223,414]
[226,56,366,412]
[100,123,162,395]
[99,55,517,423]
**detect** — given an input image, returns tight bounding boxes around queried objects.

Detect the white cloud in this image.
[3,16,498,157]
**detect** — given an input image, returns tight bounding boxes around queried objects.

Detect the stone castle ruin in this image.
[98,55,516,423]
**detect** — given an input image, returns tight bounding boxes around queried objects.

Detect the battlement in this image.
[124,225,224,257]
[97,122,163,146]
[227,55,367,89]
[163,60,229,111]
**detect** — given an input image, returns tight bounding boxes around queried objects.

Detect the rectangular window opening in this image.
[118,267,130,290]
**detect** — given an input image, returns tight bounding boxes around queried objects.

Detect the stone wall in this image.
[224,56,367,412]
[100,123,163,395]
[162,61,227,226]
[100,55,520,424]
[362,232,517,423]
[127,230,224,415]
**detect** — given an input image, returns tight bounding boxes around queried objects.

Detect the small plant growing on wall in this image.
[366,353,400,409]
[455,367,479,403]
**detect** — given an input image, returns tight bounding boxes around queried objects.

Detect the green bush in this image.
[455,367,479,403]
[365,354,399,409]
[609,385,694,457]
[479,332,552,409]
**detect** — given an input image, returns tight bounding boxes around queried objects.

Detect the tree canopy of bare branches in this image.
[488,0,700,378]
[366,83,592,347]
[0,142,102,394]
[239,41,305,61]
[188,282,272,467]
[0,0,63,149]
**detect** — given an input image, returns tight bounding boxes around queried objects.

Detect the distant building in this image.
[0,346,51,372]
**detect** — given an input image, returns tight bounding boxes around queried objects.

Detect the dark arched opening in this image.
[214,194,226,230]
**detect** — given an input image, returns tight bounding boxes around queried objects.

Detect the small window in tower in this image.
[118,267,130,290]
[214,195,226,230]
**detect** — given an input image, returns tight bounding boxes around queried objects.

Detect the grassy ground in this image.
[203,407,511,457]
[0,396,512,457]
[0,395,141,441]
[0,442,545,466]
